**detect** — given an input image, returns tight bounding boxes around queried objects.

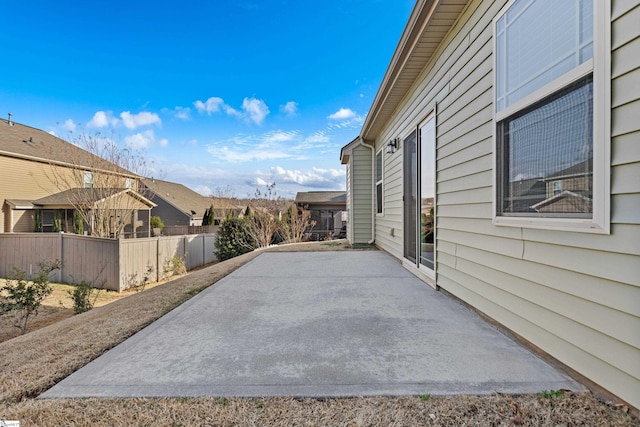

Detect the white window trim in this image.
[492,0,610,234]
[84,171,94,189]
[418,109,437,279]
[375,147,384,216]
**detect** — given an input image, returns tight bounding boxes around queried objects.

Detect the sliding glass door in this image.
[404,112,436,273]
[419,114,435,270]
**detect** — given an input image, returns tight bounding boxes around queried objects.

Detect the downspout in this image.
[362,140,376,245]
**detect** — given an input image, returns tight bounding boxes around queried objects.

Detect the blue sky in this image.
[1,1,413,198]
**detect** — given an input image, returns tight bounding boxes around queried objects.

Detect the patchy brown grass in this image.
[0,240,637,426]
[0,278,168,343]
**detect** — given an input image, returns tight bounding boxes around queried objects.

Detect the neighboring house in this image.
[295,191,346,238]
[0,118,154,237]
[140,178,213,227]
[341,0,639,410]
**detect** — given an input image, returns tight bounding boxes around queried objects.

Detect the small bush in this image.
[68,280,100,314]
[164,255,187,277]
[150,215,165,231]
[126,265,154,292]
[0,260,61,334]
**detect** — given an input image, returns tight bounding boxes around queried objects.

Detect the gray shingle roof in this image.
[295,191,346,205]
[141,178,212,218]
[0,119,134,175]
[34,188,155,208]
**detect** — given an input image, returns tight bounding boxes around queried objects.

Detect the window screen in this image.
[497,76,593,216]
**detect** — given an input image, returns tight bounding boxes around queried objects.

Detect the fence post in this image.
[184,235,188,270]
[156,236,160,282]
[58,233,63,283]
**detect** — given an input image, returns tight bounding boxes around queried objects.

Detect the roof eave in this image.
[360,0,469,141]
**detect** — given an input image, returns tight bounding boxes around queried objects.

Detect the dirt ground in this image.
[0,274,167,343]
[0,240,637,426]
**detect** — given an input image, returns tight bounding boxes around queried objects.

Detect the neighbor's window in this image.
[84,171,94,188]
[494,0,609,231]
[375,149,383,214]
[125,178,133,189]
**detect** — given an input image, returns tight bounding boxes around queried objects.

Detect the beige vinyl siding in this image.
[12,210,34,233]
[373,0,640,408]
[374,141,403,256]
[351,144,373,244]
[0,155,76,232]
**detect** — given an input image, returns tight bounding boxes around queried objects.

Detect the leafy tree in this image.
[203,203,215,226]
[214,214,254,261]
[0,260,61,335]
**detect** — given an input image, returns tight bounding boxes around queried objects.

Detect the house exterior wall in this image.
[11,210,33,233]
[148,195,192,227]
[369,0,639,408]
[0,155,77,232]
[350,143,374,244]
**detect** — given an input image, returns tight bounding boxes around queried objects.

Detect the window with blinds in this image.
[493,0,607,228]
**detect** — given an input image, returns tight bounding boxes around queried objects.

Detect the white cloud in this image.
[242,97,269,125]
[159,138,169,147]
[205,129,310,164]
[255,177,269,187]
[208,145,292,163]
[125,130,156,149]
[280,101,298,116]
[120,111,161,130]
[194,96,270,125]
[174,106,191,120]
[263,130,298,144]
[305,131,330,144]
[194,97,225,115]
[262,166,346,189]
[193,185,213,196]
[63,119,76,132]
[87,111,118,128]
[328,108,356,120]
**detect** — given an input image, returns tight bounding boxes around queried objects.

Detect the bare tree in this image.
[244,208,281,248]
[282,204,316,243]
[242,182,288,248]
[46,132,153,238]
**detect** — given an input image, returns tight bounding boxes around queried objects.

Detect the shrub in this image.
[125,265,155,291]
[203,204,215,226]
[215,214,254,261]
[53,209,63,232]
[34,210,43,232]
[73,209,84,235]
[68,280,100,314]
[164,255,187,277]
[150,215,165,231]
[0,260,61,334]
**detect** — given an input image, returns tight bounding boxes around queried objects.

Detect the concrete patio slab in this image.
[41,251,583,399]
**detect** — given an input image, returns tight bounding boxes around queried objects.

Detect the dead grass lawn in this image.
[0,240,636,426]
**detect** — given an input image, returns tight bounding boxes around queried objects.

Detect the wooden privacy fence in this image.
[0,233,217,292]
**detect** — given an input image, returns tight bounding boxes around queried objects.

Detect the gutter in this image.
[359,139,376,245]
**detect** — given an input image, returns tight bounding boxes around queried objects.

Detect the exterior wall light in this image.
[386,138,399,154]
